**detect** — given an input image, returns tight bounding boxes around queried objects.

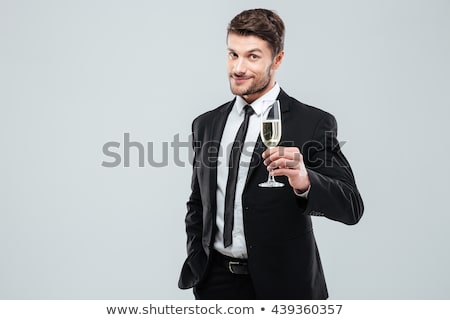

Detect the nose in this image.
[233,57,247,75]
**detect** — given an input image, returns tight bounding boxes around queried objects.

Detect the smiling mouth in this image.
[232,76,251,84]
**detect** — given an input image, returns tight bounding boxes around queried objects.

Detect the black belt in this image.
[213,250,249,275]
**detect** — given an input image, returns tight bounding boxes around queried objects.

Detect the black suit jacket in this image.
[178,89,364,299]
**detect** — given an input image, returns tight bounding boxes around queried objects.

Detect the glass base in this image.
[258,180,285,188]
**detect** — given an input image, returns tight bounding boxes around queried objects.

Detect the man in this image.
[178,8,364,299]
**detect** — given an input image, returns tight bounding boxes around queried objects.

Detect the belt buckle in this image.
[228,261,248,274]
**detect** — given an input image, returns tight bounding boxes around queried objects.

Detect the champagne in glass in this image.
[259,100,284,187]
[261,120,281,148]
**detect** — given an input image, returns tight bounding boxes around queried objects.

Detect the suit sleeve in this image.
[184,122,204,257]
[300,113,364,225]
[179,121,208,289]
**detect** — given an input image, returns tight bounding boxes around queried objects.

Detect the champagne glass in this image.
[258,100,284,187]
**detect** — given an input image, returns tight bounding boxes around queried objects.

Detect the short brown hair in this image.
[227,8,285,57]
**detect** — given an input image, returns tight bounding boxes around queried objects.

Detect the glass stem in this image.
[268,146,275,183]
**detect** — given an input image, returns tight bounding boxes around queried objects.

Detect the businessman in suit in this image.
[178,8,364,299]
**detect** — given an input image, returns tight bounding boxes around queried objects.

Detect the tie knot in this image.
[244,105,254,116]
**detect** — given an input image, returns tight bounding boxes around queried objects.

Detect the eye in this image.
[228,52,238,59]
[249,54,260,60]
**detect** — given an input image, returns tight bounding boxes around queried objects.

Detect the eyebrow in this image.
[227,48,264,54]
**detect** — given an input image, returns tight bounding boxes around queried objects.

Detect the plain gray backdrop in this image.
[1,0,449,299]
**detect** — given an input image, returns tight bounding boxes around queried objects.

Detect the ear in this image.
[272,50,285,70]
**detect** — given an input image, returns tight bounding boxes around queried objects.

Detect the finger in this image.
[265,151,303,167]
[267,158,301,170]
[270,167,299,177]
[262,146,280,159]
[267,147,302,161]
[265,154,291,167]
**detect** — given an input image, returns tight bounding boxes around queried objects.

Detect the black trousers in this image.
[193,252,257,300]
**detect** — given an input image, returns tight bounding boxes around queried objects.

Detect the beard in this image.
[229,64,272,98]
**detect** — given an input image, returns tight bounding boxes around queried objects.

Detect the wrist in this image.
[293,174,310,193]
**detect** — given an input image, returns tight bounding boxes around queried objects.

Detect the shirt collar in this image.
[234,83,281,116]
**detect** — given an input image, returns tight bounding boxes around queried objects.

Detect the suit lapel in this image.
[278,89,291,113]
[208,100,234,207]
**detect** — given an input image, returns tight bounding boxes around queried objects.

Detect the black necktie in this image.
[223,105,254,248]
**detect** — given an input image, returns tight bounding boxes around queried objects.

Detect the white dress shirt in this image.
[213,84,281,259]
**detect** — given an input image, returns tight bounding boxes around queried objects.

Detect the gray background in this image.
[1,0,449,299]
